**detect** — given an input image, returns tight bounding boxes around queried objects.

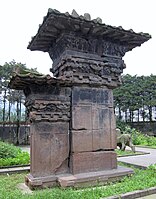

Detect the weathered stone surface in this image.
[25,166,134,189]
[58,166,133,188]
[70,151,117,174]
[92,130,111,150]
[71,86,116,153]
[30,122,69,177]
[72,105,92,130]
[72,87,113,106]
[71,130,92,152]
[71,9,79,18]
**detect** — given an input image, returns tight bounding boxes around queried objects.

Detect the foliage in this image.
[116,120,156,147]
[115,149,143,156]
[0,60,41,144]
[0,140,21,158]
[0,151,30,166]
[1,164,156,198]
[148,163,156,171]
[0,140,30,166]
[0,60,40,123]
[113,74,156,122]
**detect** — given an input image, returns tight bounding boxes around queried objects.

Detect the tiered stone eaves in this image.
[27,9,151,52]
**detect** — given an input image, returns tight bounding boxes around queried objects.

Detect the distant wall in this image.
[127,121,156,136]
[0,123,30,145]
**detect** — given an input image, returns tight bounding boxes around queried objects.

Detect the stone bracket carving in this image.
[25,99,70,122]
[50,51,124,87]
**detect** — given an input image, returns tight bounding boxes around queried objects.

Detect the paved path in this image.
[140,194,156,199]
[20,145,30,153]
[118,146,156,169]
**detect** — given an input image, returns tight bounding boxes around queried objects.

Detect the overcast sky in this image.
[0,0,155,76]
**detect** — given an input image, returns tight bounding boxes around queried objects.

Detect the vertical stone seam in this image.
[68,88,72,169]
[91,95,93,152]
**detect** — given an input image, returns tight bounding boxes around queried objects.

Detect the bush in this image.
[0,140,21,158]
[0,152,30,166]
[0,140,30,166]
[116,120,156,146]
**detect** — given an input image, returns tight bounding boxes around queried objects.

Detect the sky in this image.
[0,0,155,76]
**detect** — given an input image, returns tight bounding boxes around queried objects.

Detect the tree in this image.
[113,74,156,123]
[0,60,39,144]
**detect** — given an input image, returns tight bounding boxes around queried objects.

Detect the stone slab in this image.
[17,183,33,194]
[72,105,92,130]
[70,151,117,174]
[71,130,93,152]
[25,166,133,189]
[25,173,58,189]
[58,166,134,188]
[30,123,69,177]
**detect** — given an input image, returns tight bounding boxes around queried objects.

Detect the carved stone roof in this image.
[28,9,151,52]
[8,73,69,90]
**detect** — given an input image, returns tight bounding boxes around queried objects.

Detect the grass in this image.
[1,164,156,199]
[115,149,146,157]
[136,145,156,149]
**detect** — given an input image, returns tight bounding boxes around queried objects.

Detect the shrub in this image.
[0,152,30,166]
[0,140,21,158]
[116,121,156,146]
[0,140,30,166]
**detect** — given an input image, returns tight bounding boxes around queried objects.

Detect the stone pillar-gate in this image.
[9,9,151,189]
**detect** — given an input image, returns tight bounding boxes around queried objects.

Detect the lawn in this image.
[115,149,146,157]
[1,164,156,199]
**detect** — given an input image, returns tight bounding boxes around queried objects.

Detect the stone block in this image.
[92,106,110,130]
[72,87,92,105]
[71,130,92,152]
[92,130,111,150]
[70,151,117,174]
[72,105,92,130]
[33,122,69,134]
[72,87,113,106]
[30,122,69,177]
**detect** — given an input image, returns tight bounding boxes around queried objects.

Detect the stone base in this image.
[25,166,133,189]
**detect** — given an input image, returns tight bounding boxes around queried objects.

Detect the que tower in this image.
[9,9,151,189]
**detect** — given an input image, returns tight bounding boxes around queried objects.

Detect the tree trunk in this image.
[2,89,6,141]
[8,90,12,141]
[148,106,152,122]
[131,111,134,122]
[125,110,128,122]
[119,106,122,120]
[137,109,139,122]
[16,93,20,145]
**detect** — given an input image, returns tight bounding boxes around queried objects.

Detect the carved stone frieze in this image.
[49,33,127,63]
[25,99,70,122]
